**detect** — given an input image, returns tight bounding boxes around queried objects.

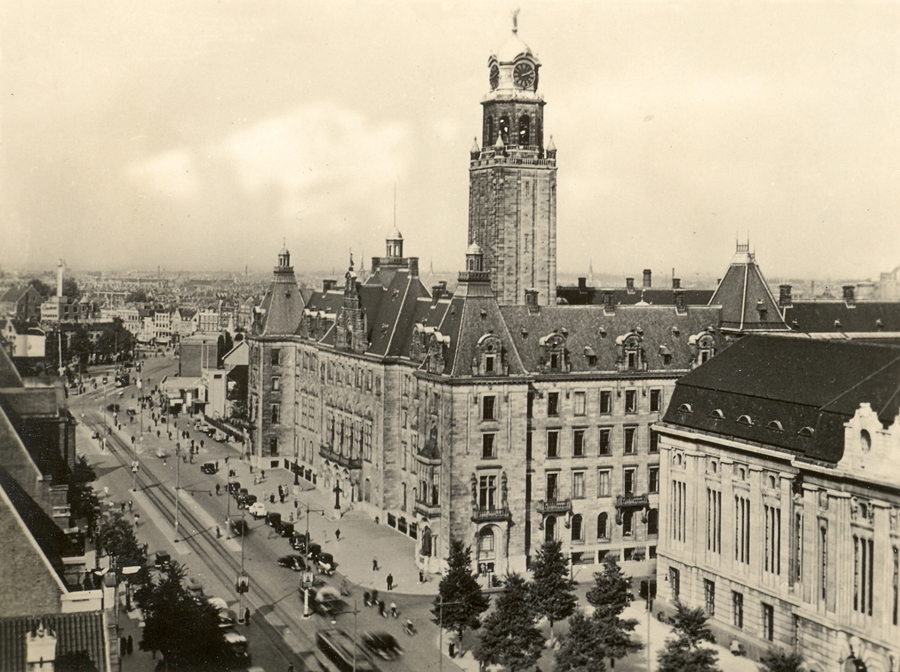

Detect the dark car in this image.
[155,550,171,569]
[237,493,257,509]
[277,554,307,572]
[279,521,294,538]
[309,587,347,618]
[200,462,217,474]
[290,531,311,551]
[265,512,281,529]
[316,552,336,575]
[228,481,241,496]
[362,631,403,660]
[228,517,250,536]
[308,542,322,559]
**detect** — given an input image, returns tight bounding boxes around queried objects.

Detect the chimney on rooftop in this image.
[626,278,635,292]
[408,257,419,278]
[643,269,652,288]
[674,289,686,312]
[779,284,793,308]
[843,285,856,305]
[525,289,540,314]
[431,281,447,305]
[672,278,681,289]
[578,277,587,292]
[323,279,337,292]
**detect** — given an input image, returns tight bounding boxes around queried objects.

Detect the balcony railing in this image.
[615,493,649,508]
[318,445,361,470]
[536,498,572,515]
[414,499,441,519]
[471,507,511,523]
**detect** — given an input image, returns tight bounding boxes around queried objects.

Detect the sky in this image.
[2,0,899,283]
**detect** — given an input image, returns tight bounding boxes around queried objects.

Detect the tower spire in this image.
[512,8,519,34]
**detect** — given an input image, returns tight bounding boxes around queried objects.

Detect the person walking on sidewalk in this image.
[373,558,378,571]
[335,528,341,542]
[386,573,393,591]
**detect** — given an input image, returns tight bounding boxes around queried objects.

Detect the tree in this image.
[136,561,229,668]
[67,455,100,539]
[656,603,719,672]
[28,278,53,298]
[554,610,607,672]
[125,289,149,304]
[432,539,490,646]
[529,540,577,638]
[97,512,145,568]
[475,574,546,672]
[586,554,641,666]
[62,277,80,299]
[760,648,804,672]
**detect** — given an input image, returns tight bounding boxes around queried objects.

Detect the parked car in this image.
[238,493,258,509]
[228,517,250,536]
[279,521,294,538]
[214,430,228,442]
[200,462,218,474]
[265,512,281,529]
[291,531,311,551]
[228,481,241,496]
[362,631,403,660]
[248,502,267,519]
[308,586,347,619]
[155,550,171,569]
[277,555,307,572]
[316,552,336,576]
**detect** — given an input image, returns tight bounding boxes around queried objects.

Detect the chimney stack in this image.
[408,257,419,278]
[601,290,614,312]
[56,260,64,298]
[323,279,337,292]
[778,284,792,307]
[578,277,587,292]
[626,277,635,292]
[525,289,540,314]
[842,285,856,305]
[674,289,686,312]
[431,281,447,305]
[643,269,652,288]
[672,278,681,289]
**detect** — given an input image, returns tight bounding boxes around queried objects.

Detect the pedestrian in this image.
[287,665,293,672]
[250,464,253,474]
[386,573,393,591]
[128,500,133,512]
[121,502,126,513]
[216,526,221,538]
[373,558,378,571]
[134,513,140,526]
[294,499,299,509]
[335,528,341,542]
[156,430,160,438]
[244,608,251,625]
[215,460,219,471]
[127,635,133,655]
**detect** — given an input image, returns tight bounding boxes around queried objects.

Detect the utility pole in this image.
[174,442,181,540]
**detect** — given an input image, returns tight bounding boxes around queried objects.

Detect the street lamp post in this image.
[174,442,181,541]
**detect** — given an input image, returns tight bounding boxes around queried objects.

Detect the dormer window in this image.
[689,331,716,368]
[474,333,506,376]
[798,426,815,438]
[679,403,693,414]
[485,355,495,373]
[709,409,725,420]
[616,332,644,372]
[538,331,569,372]
[737,415,753,426]
[766,420,784,432]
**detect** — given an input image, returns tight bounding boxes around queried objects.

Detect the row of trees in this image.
[433,538,806,672]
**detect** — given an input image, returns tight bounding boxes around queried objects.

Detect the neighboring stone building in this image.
[655,336,900,670]
[0,285,43,323]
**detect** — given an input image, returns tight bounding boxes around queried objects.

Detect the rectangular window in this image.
[485,354,495,373]
[573,429,586,457]
[625,390,637,413]
[735,495,751,565]
[853,535,874,616]
[706,488,721,554]
[600,391,612,414]
[482,433,496,459]
[624,427,637,454]
[483,395,496,421]
[573,471,585,499]
[649,389,662,412]
[704,579,716,616]
[794,513,803,583]
[670,567,680,601]
[573,391,586,416]
[762,603,774,641]
[547,430,559,459]
[765,505,782,575]
[272,376,280,391]
[624,468,636,496]
[649,429,659,454]
[599,428,611,456]
[479,475,497,510]
[597,469,610,497]
[820,525,828,602]
[271,404,280,424]
[546,472,559,502]
[547,392,559,417]
[271,349,280,365]
[402,410,408,429]
[649,466,659,494]
[269,437,278,455]
[732,591,744,629]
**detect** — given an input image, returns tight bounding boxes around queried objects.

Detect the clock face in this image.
[513,62,535,90]
[489,64,499,90]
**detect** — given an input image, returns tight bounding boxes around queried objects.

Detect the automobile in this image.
[186,577,204,598]
[278,521,294,538]
[228,517,250,536]
[238,493,257,509]
[290,531,311,551]
[307,542,322,560]
[155,550,171,569]
[308,586,348,619]
[265,512,281,528]
[207,596,229,612]
[316,552,336,576]
[316,629,376,672]
[277,554,307,572]
[200,462,218,474]
[228,481,241,496]
[362,631,403,660]
[248,502,267,519]
[214,430,228,442]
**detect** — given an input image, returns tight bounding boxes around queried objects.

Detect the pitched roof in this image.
[708,245,789,332]
[257,258,305,337]
[557,285,714,307]
[0,346,24,388]
[783,300,900,333]
[663,335,900,463]
[0,612,107,672]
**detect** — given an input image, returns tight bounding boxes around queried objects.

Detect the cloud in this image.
[127,148,199,200]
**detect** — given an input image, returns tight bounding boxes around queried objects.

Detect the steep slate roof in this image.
[557,285,714,307]
[783,301,900,333]
[662,336,900,463]
[500,305,722,374]
[708,245,789,332]
[0,612,107,672]
[257,253,305,337]
[0,346,24,387]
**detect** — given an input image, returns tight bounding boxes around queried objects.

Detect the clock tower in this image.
[468,15,557,306]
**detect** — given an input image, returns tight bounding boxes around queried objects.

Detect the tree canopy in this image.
[529,540,577,636]
[28,278,53,298]
[554,610,607,672]
[475,574,546,672]
[97,512,145,569]
[760,647,804,672]
[656,603,719,672]
[432,539,490,643]
[586,554,641,664]
[67,455,100,539]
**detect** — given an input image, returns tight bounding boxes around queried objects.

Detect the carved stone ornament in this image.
[818,490,828,510]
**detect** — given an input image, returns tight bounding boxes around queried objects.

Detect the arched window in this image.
[572,514,583,542]
[597,513,609,540]
[498,116,510,144]
[545,516,557,543]
[518,115,530,146]
[477,527,495,560]
[648,508,659,535]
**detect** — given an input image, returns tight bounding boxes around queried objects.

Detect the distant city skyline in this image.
[3,1,899,280]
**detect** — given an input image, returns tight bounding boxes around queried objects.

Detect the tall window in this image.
[624,427,637,454]
[649,467,659,494]
[599,428,611,456]
[271,349,280,365]
[649,389,661,412]
[704,579,716,616]
[573,391,586,416]
[598,513,609,539]
[573,429,586,457]
[707,488,721,554]
[820,524,828,602]
[762,603,774,641]
[272,376,280,390]
[482,433,496,459]
[546,473,559,501]
[623,510,634,537]
[571,514,583,541]
[477,527,495,561]
[547,430,559,458]
[271,404,280,424]
[853,535,874,616]
[518,115,531,145]
[649,430,659,454]
[482,396,496,421]
[765,505,781,575]
[479,475,497,509]
[648,508,659,535]
[600,391,612,414]
[597,469,610,497]
[624,468,636,496]
[732,591,744,629]
[794,512,803,583]
[573,471,585,499]
[735,495,751,564]
[670,567,680,601]
[545,516,557,543]
[547,392,559,417]
[625,390,637,413]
